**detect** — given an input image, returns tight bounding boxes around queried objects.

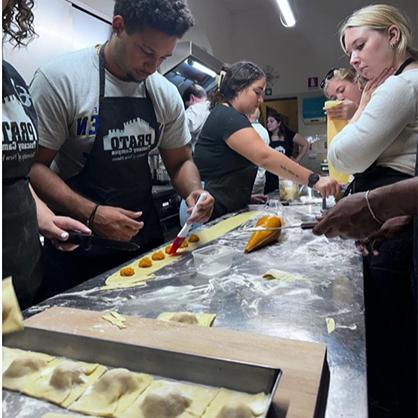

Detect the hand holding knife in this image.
[66,232,140,251]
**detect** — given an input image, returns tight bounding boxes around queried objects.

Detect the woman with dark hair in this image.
[264,110,309,194]
[193,61,340,220]
[2,0,90,309]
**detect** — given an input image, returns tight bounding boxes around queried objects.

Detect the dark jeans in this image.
[363,229,416,418]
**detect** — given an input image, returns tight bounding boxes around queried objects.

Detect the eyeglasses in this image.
[320,68,336,89]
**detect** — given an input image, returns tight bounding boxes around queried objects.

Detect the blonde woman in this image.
[321,67,363,120]
[334,5,418,417]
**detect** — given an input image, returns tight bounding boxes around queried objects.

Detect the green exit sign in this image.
[265,87,272,96]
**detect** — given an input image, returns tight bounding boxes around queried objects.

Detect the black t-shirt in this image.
[2,61,38,179]
[194,104,255,178]
[269,128,296,157]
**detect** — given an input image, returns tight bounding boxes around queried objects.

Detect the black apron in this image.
[205,165,257,220]
[42,45,163,296]
[2,61,43,309]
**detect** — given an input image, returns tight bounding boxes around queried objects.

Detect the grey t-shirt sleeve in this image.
[29,69,69,151]
[148,75,191,150]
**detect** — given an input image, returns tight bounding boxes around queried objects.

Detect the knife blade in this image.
[66,232,140,251]
[245,221,317,232]
[168,192,208,255]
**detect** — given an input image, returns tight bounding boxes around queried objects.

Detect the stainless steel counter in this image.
[3,201,367,418]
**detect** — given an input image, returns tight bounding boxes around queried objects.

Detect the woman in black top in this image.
[264,111,309,194]
[2,0,90,309]
[194,61,339,220]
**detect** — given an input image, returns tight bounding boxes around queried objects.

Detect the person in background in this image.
[182,83,210,149]
[28,0,214,298]
[321,67,363,120]
[2,0,91,309]
[332,4,418,417]
[194,61,339,220]
[264,110,309,194]
[248,107,270,195]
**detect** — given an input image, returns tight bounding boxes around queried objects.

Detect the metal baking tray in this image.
[3,327,282,417]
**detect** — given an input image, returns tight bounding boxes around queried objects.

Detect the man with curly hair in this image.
[29,0,214,297]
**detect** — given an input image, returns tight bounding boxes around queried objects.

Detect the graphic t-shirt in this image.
[3,61,38,178]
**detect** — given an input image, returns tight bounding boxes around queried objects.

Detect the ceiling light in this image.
[187,60,217,78]
[276,0,296,27]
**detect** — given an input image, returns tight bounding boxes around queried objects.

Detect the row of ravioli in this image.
[2,346,268,418]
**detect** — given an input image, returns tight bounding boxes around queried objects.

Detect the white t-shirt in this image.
[185,100,210,147]
[29,46,191,180]
[251,121,270,194]
[328,70,418,176]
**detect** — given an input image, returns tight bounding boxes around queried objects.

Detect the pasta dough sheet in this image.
[121,380,219,418]
[68,368,153,417]
[157,312,216,327]
[102,312,127,329]
[23,358,107,408]
[103,211,260,290]
[202,388,269,418]
[3,346,56,391]
[2,277,24,334]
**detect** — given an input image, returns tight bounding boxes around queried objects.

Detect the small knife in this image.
[66,232,140,251]
[168,192,208,255]
[245,221,317,232]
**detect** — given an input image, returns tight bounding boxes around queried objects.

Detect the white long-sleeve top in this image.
[328,70,418,176]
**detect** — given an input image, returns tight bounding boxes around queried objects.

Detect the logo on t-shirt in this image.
[103,117,156,162]
[11,79,32,108]
[2,95,38,162]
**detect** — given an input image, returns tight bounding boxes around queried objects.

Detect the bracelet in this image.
[87,204,100,227]
[365,190,383,225]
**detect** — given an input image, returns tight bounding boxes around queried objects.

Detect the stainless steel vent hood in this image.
[159,41,223,95]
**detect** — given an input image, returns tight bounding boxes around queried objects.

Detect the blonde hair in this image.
[339,4,418,60]
[322,67,366,97]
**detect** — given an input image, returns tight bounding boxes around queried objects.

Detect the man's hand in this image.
[313,192,381,239]
[326,100,358,120]
[39,216,91,252]
[314,177,341,197]
[91,206,144,241]
[355,216,412,256]
[185,190,214,224]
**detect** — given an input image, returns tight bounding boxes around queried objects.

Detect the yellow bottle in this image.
[324,100,350,184]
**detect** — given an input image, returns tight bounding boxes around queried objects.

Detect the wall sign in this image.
[308,77,319,89]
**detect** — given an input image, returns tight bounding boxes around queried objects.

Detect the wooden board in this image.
[23,307,328,418]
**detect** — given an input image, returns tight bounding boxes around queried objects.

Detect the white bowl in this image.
[192,245,235,277]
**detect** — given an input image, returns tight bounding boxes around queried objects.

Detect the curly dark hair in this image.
[114,0,194,37]
[211,61,265,109]
[3,0,36,47]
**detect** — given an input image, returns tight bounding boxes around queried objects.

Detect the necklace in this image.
[395,57,415,75]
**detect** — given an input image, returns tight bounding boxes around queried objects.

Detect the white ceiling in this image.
[221,0,272,12]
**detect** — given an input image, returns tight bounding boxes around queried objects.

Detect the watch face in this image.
[308,174,320,187]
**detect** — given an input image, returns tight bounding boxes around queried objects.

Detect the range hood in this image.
[159,41,223,95]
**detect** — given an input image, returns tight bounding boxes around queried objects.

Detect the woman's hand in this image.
[313,177,341,197]
[326,100,358,120]
[351,67,394,122]
[39,215,91,251]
